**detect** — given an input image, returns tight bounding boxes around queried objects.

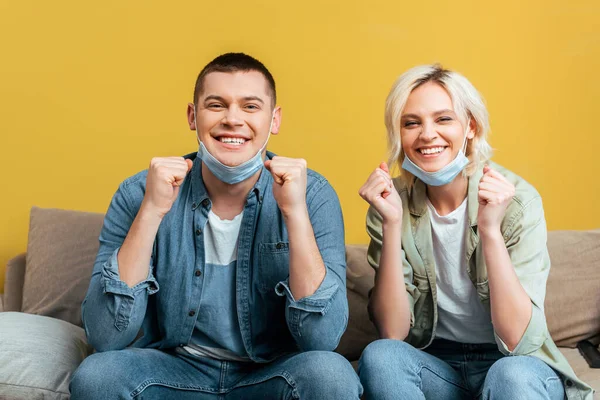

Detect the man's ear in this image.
[270,106,282,135]
[187,103,196,131]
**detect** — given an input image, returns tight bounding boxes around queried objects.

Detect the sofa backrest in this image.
[4,207,600,359]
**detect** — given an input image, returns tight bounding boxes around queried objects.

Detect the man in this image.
[70,53,362,399]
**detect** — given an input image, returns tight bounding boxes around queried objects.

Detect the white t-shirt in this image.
[426,198,495,344]
[183,210,250,362]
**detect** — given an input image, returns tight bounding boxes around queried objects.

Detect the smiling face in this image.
[188,70,281,167]
[400,81,474,173]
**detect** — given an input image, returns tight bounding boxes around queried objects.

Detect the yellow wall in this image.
[1,0,599,292]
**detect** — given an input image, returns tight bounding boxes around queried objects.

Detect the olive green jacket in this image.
[366,162,593,400]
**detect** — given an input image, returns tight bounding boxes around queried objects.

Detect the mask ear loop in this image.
[461,118,471,154]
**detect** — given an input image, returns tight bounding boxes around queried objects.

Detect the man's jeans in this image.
[358,338,565,400]
[70,348,362,399]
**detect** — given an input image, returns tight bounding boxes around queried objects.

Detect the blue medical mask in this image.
[193,107,275,185]
[401,120,471,187]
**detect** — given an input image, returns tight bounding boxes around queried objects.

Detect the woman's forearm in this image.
[370,221,412,340]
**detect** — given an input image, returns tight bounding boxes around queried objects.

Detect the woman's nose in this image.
[419,122,438,141]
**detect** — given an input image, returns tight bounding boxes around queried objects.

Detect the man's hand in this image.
[477,165,515,236]
[359,162,403,225]
[264,156,308,217]
[142,157,194,218]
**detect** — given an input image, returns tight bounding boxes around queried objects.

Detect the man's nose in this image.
[221,106,244,126]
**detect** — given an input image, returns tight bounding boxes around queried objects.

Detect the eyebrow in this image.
[401,109,456,119]
[203,95,264,104]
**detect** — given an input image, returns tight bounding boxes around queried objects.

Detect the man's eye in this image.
[245,104,259,110]
[207,103,224,109]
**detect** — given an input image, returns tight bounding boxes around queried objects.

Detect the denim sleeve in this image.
[494,196,550,356]
[81,179,158,352]
[274,179,348,352]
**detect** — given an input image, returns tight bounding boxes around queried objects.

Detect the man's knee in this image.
[70,351,130,399]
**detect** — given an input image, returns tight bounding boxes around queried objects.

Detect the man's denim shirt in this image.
[82,152,349,362]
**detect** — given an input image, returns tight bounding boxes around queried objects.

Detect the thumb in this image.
[264,159,272,171]
[186,159,193,172]
[380,162,390,174]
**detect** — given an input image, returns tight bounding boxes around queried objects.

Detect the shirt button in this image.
[191,202,197,210]
[276,242,283,249]
[194,269,201,277]
[565,379,573,387]
[202,199,210,207]
[188,310,196,317]
[196,229,202,236]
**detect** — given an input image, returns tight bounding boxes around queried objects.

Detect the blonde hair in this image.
[385,64,493,187]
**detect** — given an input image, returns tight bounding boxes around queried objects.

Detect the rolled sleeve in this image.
[275,178,348,351]
[101,248,159,297]
[495,196,551,356]
[81,177,154,351]
[495,303,548,355]
[275,268,339,315]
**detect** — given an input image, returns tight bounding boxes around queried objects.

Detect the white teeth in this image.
[419,147,445,155]
[219,137,246,145]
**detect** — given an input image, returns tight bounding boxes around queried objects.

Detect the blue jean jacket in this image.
[81,152,349,362]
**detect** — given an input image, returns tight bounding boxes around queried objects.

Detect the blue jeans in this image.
[70,348,362,399]
[358,339,565,400]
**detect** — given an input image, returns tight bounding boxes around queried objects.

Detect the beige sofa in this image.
[1,206,599,399]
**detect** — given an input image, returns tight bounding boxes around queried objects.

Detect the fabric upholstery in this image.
[545,230,600,347]
[21,207,104,327]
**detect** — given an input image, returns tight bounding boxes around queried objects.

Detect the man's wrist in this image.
[138,201,167,226]
[281,205,309,223]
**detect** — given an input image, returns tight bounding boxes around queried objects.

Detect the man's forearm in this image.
[118,204,163,287]
[284,208,326,300]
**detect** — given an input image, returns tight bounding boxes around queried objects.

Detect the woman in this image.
[357,64,592,399]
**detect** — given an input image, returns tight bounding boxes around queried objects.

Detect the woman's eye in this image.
[404,121,419,127]
[438,116,452,122]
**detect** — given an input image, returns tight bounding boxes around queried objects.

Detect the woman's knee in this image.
[359,339,415,375]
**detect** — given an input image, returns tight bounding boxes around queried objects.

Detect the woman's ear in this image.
[467,118,477,139]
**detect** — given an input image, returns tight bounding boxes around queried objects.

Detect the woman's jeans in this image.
[358,338,565,400]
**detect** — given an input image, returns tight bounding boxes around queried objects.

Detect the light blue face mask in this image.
[401,120,471,187]
[193,107,275,185]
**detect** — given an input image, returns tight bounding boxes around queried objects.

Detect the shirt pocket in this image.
[258,242,290,294]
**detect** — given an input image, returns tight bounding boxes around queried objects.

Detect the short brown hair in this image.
[193,53,276,107]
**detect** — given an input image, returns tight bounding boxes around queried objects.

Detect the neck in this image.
[426,174,468,216]
[201,163,260,220]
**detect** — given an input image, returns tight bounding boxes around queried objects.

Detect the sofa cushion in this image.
[0,312,93,400]
[22,207,104,327]
[545,230,600,348]
[337,244,378,361]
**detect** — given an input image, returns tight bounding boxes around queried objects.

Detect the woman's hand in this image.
[359,162,403,224]
[477,165,515,236]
